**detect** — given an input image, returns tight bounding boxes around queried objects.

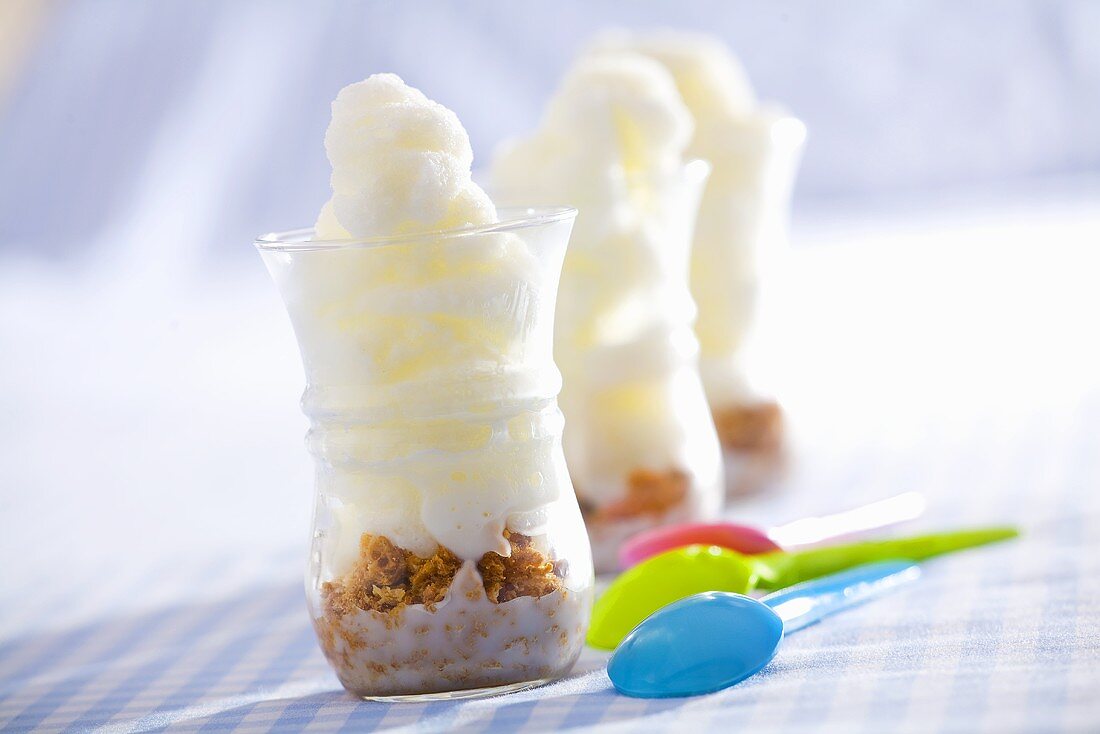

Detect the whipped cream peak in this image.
[591,30,757,122]
[494,53,692,190]
[315,73,496,240]
[547,53,693,165]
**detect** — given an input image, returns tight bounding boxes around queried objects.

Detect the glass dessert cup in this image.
[256,208,594,700]
[497,161,724,573]
[691,113,805,464]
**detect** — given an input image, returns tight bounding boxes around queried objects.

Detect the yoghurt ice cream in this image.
[596,31,806,456]
[492,54,723,572]
[258,74,592,698]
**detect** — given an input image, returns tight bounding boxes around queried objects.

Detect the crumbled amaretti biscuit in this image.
[322,531,563,616]
[713,400,783,453]
[322,534,461,615]
[579,468,689,522]
[478,531,563,603]
[406,543,463,608]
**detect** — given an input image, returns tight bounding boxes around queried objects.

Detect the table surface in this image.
[2,192,1099,732]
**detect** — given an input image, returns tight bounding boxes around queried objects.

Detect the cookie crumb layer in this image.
[322,531,563,618]
[577,467,694,572]
[314,559,589,697]
[713,400,784,453]
[578,468,689,523]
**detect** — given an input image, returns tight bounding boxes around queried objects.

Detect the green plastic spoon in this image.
[587,525,1018,650]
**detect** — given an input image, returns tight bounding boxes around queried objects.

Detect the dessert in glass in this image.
[492,54,723,573]
[257,74,593,699]
[597,31,806,467]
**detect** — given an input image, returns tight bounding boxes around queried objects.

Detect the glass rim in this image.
[255,205,577,252]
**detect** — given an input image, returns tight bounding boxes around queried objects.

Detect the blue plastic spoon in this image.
[607,561,920,698]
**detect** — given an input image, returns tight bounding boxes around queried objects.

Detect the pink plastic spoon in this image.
[618,492,926,570]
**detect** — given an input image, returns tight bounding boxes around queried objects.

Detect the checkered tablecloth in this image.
[3,202,1099,732]
[2,403,1098,734]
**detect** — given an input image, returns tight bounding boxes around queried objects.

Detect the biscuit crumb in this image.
[713,401,783,452]
[361,535,407,586]
[372,585,406,610]
[322,535,462,616]
[406,545,462,610]
[477,530,563,603]
[581,468,689,522]
[321,531,564,617]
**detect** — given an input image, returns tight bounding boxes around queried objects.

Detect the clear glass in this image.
[256,208,594,699]
[496,161,724,572]
[691,112,806,458]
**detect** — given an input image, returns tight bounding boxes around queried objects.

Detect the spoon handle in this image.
[761,561,920,634]
[767,492,927,549]
[754,525,1018,590]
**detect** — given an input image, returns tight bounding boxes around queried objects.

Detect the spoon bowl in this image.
[607,592,783,698]
[608,561,920,698]
[589,526,1017,649]
[618,492,927,569]
[587,544,759,650]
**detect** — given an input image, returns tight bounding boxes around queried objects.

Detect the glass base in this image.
[358,677,554,703]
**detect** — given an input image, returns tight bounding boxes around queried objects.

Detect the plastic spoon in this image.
[587,525,1017,649]
[608,561,920,698]
[619,492,927,569]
